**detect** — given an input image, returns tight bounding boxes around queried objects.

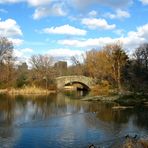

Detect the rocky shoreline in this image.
[81,95,119,102]
[82,93,148,103]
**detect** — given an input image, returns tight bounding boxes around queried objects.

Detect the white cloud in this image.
[58,23,148,51]
[140,0,148,5]
[0,0,23,3]
[21,48,33,53]
[0,0,66,20]
[13,48,34,65]
[137,23,148,38]
[0,0,132,22]
[14,49,23,58]
[58,38,117,48]
[114,29,125,36]
[47,48,84,57]
[47,48,84,65]
[33,7,49,20]
[27,0,51,7]
[88,10,98,17]
[33,4,66,20]
[43,24,87,36]
[81,18,116,30]
[0,18,22,37]
[106,9,130,20]
[0,0,51,5]
[0,0,133,9]
[71,0,133,9]
[8,38,24,46]
[122,23,148,49]
[0,18,23,47]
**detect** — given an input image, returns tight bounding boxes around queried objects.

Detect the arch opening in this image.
[64,81,90,91]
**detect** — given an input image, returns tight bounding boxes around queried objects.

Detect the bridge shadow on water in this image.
[64,89,89,100]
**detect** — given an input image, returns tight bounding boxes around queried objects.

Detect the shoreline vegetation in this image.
[82,92,148,107]
[0,86,56,95]
[1,86,148,108]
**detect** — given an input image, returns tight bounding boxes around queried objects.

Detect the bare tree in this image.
[70,55,85,75]
[0,37,13,64]
[125,43,148,93]
[0,37,15,88]
[29,54,56,88]
[134,43,148,70]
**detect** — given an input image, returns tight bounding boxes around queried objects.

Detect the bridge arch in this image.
[64,81,90,90]
[55,76,95,90]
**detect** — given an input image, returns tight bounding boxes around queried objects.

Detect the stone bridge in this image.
[55,75,95,90]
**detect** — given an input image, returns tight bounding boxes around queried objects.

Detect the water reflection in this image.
[0,93,148,147]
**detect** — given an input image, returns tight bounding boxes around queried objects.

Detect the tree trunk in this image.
[117,61,121,93]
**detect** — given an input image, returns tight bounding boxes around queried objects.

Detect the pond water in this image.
[0,92,148,148]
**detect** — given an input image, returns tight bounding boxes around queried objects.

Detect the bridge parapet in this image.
[55,75,95,90]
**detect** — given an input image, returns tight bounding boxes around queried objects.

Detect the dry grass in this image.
[8,86,56,95]
[123,137,148,148]
[91,80,109,96]
[0,89,8,94]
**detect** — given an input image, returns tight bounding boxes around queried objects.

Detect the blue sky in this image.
[0,0,148,64]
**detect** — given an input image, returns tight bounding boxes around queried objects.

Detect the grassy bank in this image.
[115,94,148,106]
[81,95,119,102]
[82,92,148,106]
[0,86,56,95]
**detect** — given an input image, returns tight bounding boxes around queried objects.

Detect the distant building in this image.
[54,61,67,76]
[18,62,28,72]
